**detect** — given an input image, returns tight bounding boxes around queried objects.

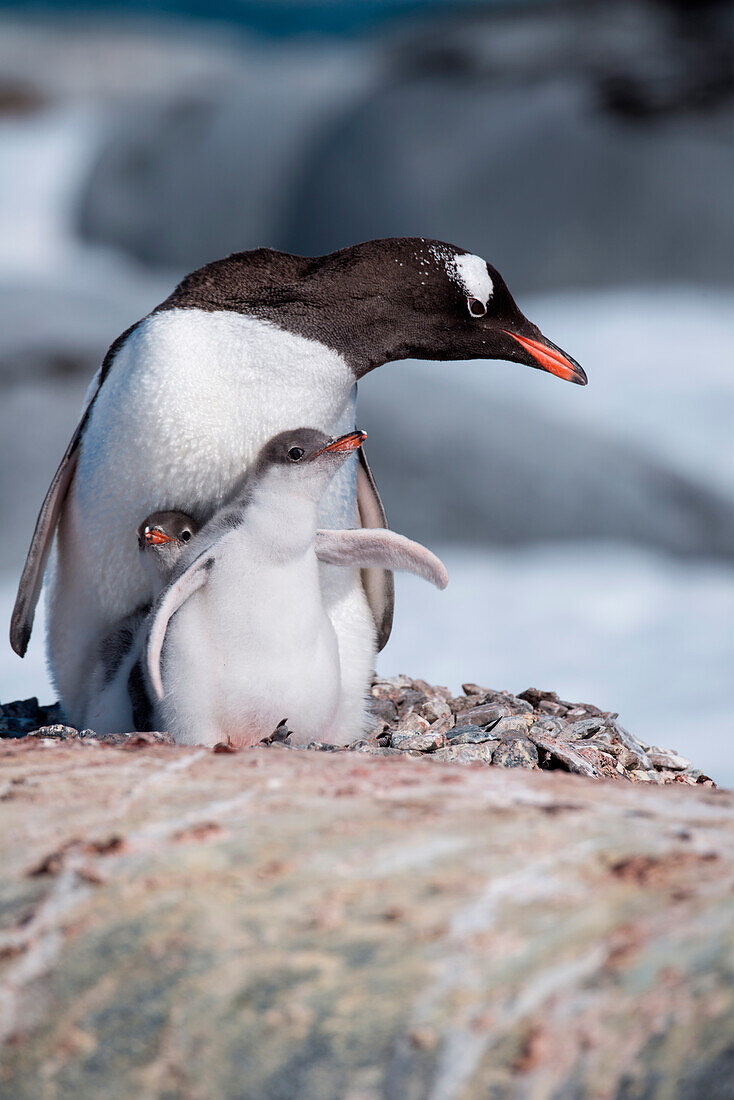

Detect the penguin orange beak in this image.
[317,429,367,454]
[144,528,176,546]
[503,331,587,385]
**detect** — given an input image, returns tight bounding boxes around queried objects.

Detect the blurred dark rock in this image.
[73,3,734,293]
[283,2,734,290]
[0,698,64,739]
[76,46,377,270]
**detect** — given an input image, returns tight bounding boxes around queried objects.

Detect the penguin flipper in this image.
[9,357,112,657]
[146,556,212,701]
[356,450,394,653]
[9,429,82,657]
[316,529,448,591]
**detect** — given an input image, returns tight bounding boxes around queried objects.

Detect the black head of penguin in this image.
[159,237,586,383]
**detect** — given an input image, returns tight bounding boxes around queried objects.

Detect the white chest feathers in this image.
[68,309,359,621]
[79,308,356,516]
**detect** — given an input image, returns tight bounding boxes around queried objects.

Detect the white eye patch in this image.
[449,252,494,306]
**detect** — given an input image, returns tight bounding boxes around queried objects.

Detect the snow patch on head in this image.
[426,245,494,305]
[450,253,493,304]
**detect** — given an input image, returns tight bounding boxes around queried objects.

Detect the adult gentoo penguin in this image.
[145,428,448,747]
[10,238,585,728]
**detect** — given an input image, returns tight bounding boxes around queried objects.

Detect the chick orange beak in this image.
[144,528,175,546]
[503,331,587,385]
[317,429,367,455]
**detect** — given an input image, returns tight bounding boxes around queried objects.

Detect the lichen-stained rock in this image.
[0,740,733,1099]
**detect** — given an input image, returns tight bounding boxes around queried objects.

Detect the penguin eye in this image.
[288,446,305,462]
[180,530,192,543]
[468,297,487,318]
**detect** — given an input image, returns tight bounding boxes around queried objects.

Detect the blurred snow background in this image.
[0,0,733,782]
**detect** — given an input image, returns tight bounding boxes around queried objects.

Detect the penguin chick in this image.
[137,511,199,589]
[146,427,447,749]
[83,510,200,733]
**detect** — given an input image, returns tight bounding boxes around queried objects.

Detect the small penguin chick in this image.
[80,509,201,733]
[145,427,371,745]
[145,425,448,750]
[137,511,199,587]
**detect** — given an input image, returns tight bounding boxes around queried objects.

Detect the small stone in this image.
[616,747,642,770]
[447,724,491,745]
[370,676,414,702]
[449,695,484,715]
[517,687,558,708]
[27,725,80,740]
[397,689,428,717]
[609,720,653,770]
[458,704,506,728]
[391,714,430,747]
[529,715,566,736]
[420,696,453,724]
[427,714,455,737]
[565,718,607,741]
[432,742,496,766]
[462,683,490,697]
[398,712,430,734]
[647,748,692,772]
[359,746,406,757]
[571,744,619,778]
[491,716,533,738]
[487,691,533,716]
[368,698,399,725]
[392,730,446,753]
[411,679,451,701]
[492,738,539,769]
[527,727,601,778]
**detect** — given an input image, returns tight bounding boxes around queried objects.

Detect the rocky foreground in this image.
[0,723,733,1098]
[0,676,715,786]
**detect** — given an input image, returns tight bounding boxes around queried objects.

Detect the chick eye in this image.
[181,530,192,542]
[468,297,486,317]
[288,446,305,462]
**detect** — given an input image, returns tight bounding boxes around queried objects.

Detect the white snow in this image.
[451,252,494,305]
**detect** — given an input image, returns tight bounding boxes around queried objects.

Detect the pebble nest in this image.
[0,678,714,786]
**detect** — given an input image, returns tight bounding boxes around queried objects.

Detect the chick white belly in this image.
[159,558,342,747]
[47,309,360,723]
